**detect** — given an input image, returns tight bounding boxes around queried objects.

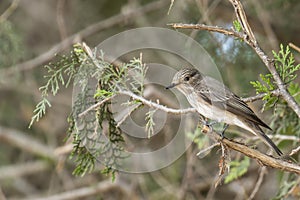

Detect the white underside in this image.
[186,93,257,136]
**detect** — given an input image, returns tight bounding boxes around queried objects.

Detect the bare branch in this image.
[249,0,279,51]
[228,0,300,118]
[0,161,50,180]
[78,95,116,118]
[204,129,300,175]
[29,180,135,200]
[168,23,243,39]
[249,166,267,200]
[118,90,197,115]
[228,0,257,44]
[0,126,56,161]
[241,89,280,103]
[289,146,300,157]
[169,0,300,118]
[289,42,300,54]
[1,0,168,77]
[0,0,20,23]
[252,134,299,142]
[196,142,220,157]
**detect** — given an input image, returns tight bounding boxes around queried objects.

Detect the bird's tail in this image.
[245,121,283,156]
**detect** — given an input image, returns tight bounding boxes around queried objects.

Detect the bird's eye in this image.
[184,76,190,81]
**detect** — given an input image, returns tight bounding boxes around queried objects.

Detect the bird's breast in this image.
[186,92,231,123]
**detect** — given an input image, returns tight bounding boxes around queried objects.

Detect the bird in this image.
[166,68,283,156]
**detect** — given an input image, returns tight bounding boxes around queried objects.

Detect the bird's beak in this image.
[165,82,179,89]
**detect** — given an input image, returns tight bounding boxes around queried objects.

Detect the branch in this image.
[169,0,300,118]
[0,161,50,180]
[289,42,300,54]
[77,89,197,118]
[0,0,20,23]
[228,0,300,118]
[204,128,300,175]
[168,23,244,39]
[30,180,135,200]
[249,166,267,200]
[241,89,280,103]
[0,126,56,161]
[78,94,116,117]
[79,87,281,119]
[118,90,197,115]
[1,0,168,76]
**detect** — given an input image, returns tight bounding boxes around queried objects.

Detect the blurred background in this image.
[0,0,300,199]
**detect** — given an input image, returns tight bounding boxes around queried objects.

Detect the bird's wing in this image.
[194,76,271,130]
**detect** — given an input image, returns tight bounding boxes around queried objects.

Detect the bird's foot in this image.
[219,124,229,139]
[198,120,218,133]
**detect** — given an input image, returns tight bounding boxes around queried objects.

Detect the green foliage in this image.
[250,44,300,111]
[31,43,148,179]
[250,44,300,140]
[274,174,299,200]
[29,47,79,127]
[250,74,278,110]
[70,131,96,177]
[272,44,300,84]
[270,82,300,138]
[145,108,157,138]
[233,20,242,32]
[224,157,250,184]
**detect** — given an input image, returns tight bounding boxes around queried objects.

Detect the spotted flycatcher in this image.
[166,68,282,156]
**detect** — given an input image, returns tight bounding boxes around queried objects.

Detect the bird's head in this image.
[166,68,202,94]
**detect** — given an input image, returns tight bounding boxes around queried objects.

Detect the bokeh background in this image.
[0,0,300,199]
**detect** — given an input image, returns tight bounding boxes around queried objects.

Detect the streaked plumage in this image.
[166,68,282,156]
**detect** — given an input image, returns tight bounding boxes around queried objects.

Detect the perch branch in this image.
[205,129,300,175]
[203,128,300,174]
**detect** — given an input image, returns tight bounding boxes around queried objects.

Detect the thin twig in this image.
[196,142,220,157]
[170,0,300,118]
[78,95,116,118]
[229,0,257,44]
[248,166,267,200]
[249,0,279,51]
[252,134,299,142]
[289,146,300,157]
[0,0,20,23]
[116,103,141,127]
[228,0,300,118]
[289,42,300,54]
[118,90,197,115]
[28,180,135,200]
[241,89,280,103]
[168,23,244,39]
